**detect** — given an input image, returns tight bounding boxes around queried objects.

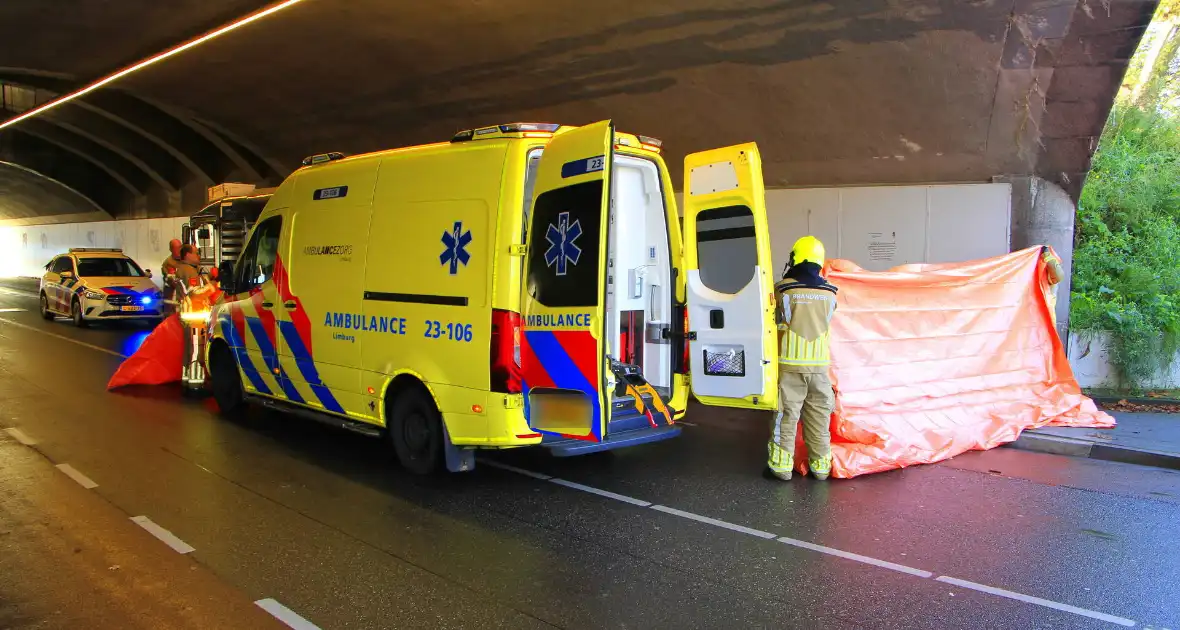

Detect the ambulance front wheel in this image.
[388,386,443,475]
[39,294,53,320]
[208,343,246,416]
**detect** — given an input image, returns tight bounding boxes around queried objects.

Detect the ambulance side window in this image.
[236,217,282,292]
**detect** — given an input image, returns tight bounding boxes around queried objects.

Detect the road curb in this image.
[1091,396,1180,407]
[1008,432,1180,471]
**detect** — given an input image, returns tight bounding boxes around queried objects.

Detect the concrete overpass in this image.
[0,0,1161,324]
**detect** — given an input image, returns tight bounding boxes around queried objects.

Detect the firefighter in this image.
[160,239,184,315]
[1041,246,1065,329]
[768,236,838,481]
[174,244,202,285]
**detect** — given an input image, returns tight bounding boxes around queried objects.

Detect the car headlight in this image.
[83,290,105,300]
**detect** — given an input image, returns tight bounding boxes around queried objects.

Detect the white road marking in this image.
[255,598,322,630]
[56,464,98,489]
[777,536,933,578]
[480,459,553,480]
[0,287,37,298]
[650,504,778,539]
[936,576,1135,627]
[0,308,27,313]
[0,317,127,358]
[4,427,36,445]
[130,516,195,554]
[550,478,652,506]
[487,460,1139,627]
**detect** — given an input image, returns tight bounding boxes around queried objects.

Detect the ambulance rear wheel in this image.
[209,343,246,416]
[388,387,443,475]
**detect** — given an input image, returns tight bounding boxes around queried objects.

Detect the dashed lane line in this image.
[481,459,553,480]
[130,515,196,554]
[483,459,1138,627]
[56,463,98,489]
[777,536,933,578]
[651,504,777,539]
[935,576,1137,627]
[255,598,322,630]
[0,317,127,358]
[550,478,653,507]
[4,427,36,445]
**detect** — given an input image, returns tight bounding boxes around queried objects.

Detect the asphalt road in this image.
[1,281,1178,629]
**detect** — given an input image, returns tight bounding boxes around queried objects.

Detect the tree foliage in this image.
[1072,1,1180,387]
[1072,106,1180,385]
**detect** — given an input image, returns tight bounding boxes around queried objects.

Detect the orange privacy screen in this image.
[107,314,184,389]
[811,246,1113,478]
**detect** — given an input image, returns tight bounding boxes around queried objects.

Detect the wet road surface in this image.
[1,283,1178,629]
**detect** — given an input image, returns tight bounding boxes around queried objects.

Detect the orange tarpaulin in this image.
[804,246,1113,478]
[106,283,221,390]
[107,314,184,389]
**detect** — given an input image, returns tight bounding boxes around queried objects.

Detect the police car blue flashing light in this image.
[141,296,153,305]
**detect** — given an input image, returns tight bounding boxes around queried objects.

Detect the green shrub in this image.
[1072,106,1180,385]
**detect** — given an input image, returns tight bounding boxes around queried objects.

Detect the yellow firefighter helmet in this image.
[790,235,826,267]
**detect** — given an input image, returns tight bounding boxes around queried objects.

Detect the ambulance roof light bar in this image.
[301,152,347,166]
[451,122,561,143]
[69,248,123,253]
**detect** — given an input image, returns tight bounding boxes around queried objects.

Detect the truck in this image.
[182,186,276,269]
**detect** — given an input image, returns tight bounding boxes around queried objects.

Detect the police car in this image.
[40,248,163,327]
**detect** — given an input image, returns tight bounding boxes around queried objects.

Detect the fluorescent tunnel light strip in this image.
[0,0,307,131]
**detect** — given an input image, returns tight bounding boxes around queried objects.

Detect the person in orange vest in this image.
[768,236,838,481]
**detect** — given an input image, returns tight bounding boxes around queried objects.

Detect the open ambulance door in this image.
[682,143,778,411]
[519,121,614,441]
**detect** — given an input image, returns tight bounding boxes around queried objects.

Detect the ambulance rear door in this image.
[519,121,614,441]
[681,143,777,411]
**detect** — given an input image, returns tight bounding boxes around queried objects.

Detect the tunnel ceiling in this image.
[0,0,1159,223]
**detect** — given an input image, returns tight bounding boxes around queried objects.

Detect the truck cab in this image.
[183,188,275,270]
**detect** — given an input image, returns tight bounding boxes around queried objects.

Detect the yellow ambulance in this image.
[206,120,777,474]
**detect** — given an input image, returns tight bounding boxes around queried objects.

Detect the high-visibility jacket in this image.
[775,278,838,373]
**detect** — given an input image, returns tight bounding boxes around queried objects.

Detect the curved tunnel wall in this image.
[0,72,288,224]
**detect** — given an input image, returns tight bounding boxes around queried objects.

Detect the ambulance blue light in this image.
[141,296,152,305]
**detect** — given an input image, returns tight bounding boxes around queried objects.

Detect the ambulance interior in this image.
[521,150,674,403]
[605,155,674,398]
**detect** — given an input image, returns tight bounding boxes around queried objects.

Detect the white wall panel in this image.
[686,183,1012,277]
[0,218,191,288]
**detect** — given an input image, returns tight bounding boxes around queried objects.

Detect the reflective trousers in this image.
[770,370,834,462]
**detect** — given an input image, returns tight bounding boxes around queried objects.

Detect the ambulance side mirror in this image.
[217,261,236,294]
